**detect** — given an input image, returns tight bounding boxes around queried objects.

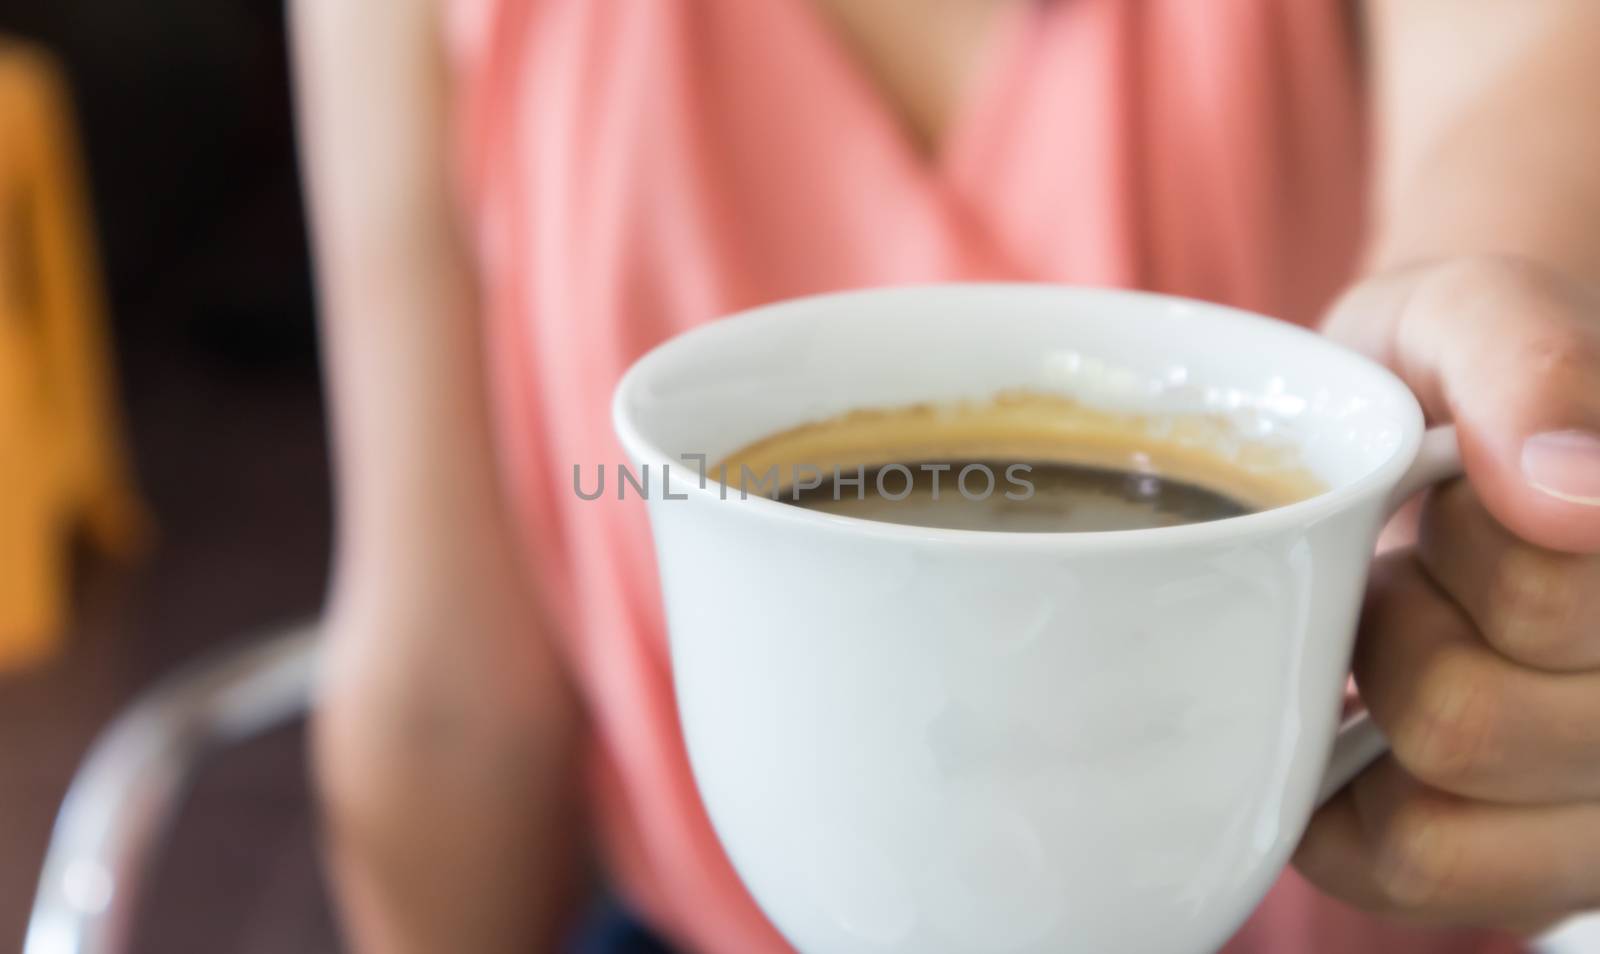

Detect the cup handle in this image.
[1315,425,1464,808]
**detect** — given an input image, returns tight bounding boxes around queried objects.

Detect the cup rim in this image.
[612,282,1424,549]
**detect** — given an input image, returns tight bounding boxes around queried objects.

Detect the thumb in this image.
[1323,257,1600,554]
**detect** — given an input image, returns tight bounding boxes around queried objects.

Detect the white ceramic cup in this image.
[612,285,1462,954]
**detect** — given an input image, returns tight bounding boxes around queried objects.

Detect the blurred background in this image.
[1,1,341,951]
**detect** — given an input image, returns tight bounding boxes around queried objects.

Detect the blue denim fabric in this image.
[566,899,679,954]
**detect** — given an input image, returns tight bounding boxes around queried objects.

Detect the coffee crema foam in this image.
[716,391,1325,513]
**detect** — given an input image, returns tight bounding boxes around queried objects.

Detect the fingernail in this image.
[1522,430,1600,505]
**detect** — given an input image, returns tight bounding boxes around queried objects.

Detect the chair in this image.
[25,621,1600,954]
[25,624,319,954]
[0,39,149,671]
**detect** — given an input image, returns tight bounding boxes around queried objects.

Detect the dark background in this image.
[1,2,340,951]
[3,0,315,356]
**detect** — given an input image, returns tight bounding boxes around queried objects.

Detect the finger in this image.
[1296,758,1600,924]
[1323,258,1600,554]
[1419,480,1600,671]
[1355,550,1600,802]
[1379,495,1423,554]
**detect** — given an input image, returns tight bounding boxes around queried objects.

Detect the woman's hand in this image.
[1295,256,1600,931]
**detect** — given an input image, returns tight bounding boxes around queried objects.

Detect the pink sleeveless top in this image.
[443,2,1521,951]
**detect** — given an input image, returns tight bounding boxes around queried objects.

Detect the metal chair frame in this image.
[25,625,319,954]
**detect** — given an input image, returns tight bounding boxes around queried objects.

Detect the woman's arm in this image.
[1364,0,1600,280]
[1296,1,1600,929]
[289,2,585,951]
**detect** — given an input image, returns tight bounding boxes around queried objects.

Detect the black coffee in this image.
[716,394,1320,533]
[782,459,1256,532]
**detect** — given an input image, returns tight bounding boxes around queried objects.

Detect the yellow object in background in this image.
[0,39,149,671]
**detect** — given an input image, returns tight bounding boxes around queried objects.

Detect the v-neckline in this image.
[780,0,1034,184]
